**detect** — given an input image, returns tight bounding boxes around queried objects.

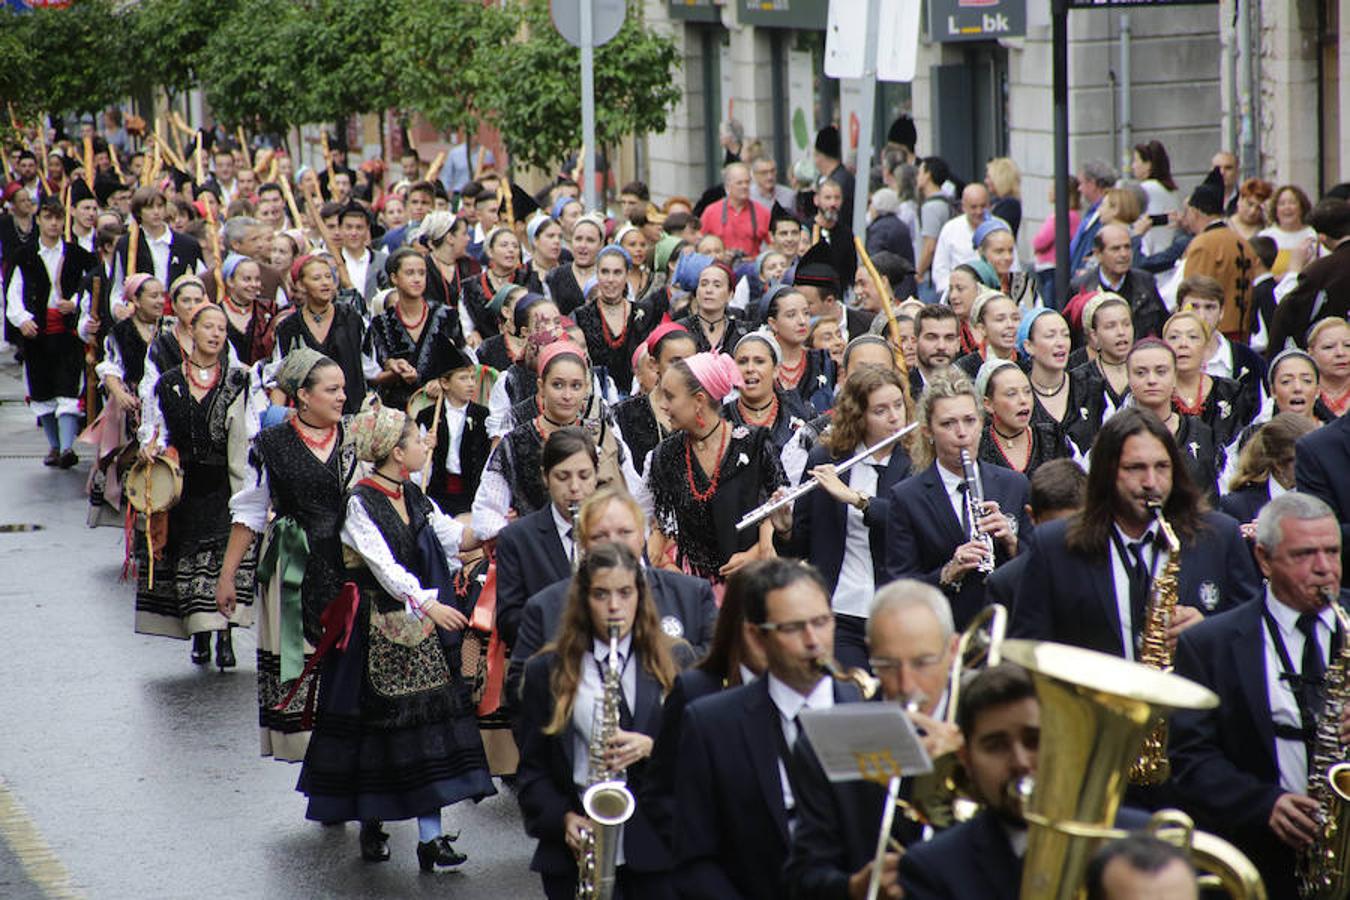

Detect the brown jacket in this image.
[1181,221,1263,337]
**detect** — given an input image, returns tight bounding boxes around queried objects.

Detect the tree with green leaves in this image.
[7,0,130,120]
[128,0,240,108]
[196,0,304,134]
[383,0,517,138]
[291,0,395,126]
[484,0,681,174]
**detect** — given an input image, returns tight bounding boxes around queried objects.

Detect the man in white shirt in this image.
[930,183,989,297]
[68,178,100,254]
[1171,491,1350,898]
[109,187,205,310]
[338,201,387,304]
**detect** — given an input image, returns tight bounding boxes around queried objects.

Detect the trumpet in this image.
[736,423,918,532]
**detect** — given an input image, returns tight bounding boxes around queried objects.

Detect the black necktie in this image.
[1297,613,1327,723]
[599,652,634,729]
[1127,539,1151,631]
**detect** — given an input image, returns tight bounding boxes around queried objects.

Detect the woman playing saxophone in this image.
[516,542,683,900]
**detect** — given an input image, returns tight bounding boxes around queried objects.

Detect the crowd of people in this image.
[5,108,1350,898]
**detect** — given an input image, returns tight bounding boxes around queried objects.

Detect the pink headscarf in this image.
[683,352,743,402]
[536,339,588,376]
[644,317,689,356]
[123,273,154,301]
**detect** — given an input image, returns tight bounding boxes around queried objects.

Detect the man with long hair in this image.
[1009,407,1259,657]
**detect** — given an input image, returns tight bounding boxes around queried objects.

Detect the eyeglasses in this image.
[757,613,833,636]
[868,655,946,674]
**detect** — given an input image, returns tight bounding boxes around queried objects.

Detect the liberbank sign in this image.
[929,0,1026,41]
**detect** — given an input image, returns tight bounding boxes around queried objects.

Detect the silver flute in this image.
[960,449,996,578]
[735,422,919,532]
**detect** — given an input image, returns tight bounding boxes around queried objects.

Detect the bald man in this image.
[700,161,770,258]
[931,184,990,296]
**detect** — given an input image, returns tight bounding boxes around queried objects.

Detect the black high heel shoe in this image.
[215,629,236,671]
[190,633,211,665]
[360,821,390,862]
[416,835,467,871]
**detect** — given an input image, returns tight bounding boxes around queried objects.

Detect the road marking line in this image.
[0,777,82,899]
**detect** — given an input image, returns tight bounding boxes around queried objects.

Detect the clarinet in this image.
[959,449,996,580]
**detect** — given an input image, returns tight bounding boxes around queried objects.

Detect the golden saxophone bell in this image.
[815,656,880,700]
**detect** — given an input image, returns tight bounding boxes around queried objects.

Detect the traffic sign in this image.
[824,0,920,83]
[551,0,625,49]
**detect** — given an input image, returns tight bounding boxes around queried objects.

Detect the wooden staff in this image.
[82,134,94,180]
[206,205,225,303]
[501,181,515,228]
[85,273,103,422]
[236,126,252,170]
[32,126,52,195]
[62,182,72,241]
[6,103,19,138]
[425,149,446,184]
[473,145,486,179]
[108,142,124,181]
[169,110,192,164]
[127,217,141,278]
[277,176,305,237]
[420,392,443,485]
[812,223,822,246]
[854,236,907,376]
[267,157,279,185]
[321,131,335,186]
[302,180,352,290]
[150,132,187,173]
[193,130,205,186]
[252,146,273,176]
[147,135,162,185]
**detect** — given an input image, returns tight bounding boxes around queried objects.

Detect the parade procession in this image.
[4,0,1350,897]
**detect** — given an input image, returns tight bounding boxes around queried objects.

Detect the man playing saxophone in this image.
[1170,492,1350,898]
[1010,407,1261,659]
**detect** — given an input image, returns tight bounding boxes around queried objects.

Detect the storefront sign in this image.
[928,0,1025,41]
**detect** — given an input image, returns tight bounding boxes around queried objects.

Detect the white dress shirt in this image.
[931,215,978,297]
[936,459,972,533]
[572,632,637,791]
[4,239,64,328]
[833,448,889,616]
[767,674,835,816]
[442,401,468,475]
[552,503,578,564]
[1264,590,1336,794]
[343,247,371,297]
[1109,521,1168,661]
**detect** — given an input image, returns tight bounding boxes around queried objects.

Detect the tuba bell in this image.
[1001,638,1266,899]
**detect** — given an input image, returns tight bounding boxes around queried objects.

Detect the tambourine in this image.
[124,455,184,514]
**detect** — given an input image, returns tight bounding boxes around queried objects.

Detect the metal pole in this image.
[852,0,882,237]
[1052,0,1071,308]
[1119,12,1131,170]
[580,0,599,213]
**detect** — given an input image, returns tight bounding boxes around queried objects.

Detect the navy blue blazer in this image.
[515,651,671,877]
[508,569,719,719]
[675,676,862,900]
[985,551,1029,613]
[1296,414,1350,585]
[1008,511,1261,656]
[1218,481,1273,526]
[897,810,1021,900]
[494,506,570,651]
[789,443,912,594]
[882,462,1032,630]
[1166,596,1350,899]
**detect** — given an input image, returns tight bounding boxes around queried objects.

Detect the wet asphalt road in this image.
[0,359,540,899]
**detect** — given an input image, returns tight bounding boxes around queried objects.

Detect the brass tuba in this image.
[1002,638,1267,899]
[1130,501,1182,785]
[1297,598,1350,898]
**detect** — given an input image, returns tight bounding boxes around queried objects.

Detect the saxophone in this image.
[1297,595,1350,899]
[1129,500,1181,785]
[575,621,636,900]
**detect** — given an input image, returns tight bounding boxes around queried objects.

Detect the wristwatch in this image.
[852,493,870,515]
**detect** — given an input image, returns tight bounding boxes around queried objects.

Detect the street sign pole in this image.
[580,0,598,213]
[1052,0,1070,308]
[851,0,882,237]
